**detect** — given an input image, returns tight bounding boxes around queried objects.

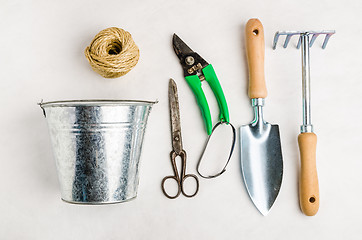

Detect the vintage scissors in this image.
[161,79,199,199]
[172,34,236,179]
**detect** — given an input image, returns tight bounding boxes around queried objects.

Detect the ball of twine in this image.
[84,27,140,78]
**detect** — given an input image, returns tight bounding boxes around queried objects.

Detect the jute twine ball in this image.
[84,27,140,78]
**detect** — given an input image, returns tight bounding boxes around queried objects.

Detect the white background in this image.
[1,0,361,239]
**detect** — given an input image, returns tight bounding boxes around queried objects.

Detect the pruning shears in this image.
[172,33,235,179]
[172,34,229,135]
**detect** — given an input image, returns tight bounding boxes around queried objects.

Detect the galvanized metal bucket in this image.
[40,100,156,204]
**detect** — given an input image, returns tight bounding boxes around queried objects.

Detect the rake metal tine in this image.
[273,31,334,50]
[322,33,333,49]
[272,32,280,50]
[283,34,293,48]
[309,33,320,48]
[297,36,302,49]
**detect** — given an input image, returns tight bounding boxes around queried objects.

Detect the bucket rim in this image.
[39,99,158,108]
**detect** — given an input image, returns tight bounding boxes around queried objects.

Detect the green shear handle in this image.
[185,64,229,135]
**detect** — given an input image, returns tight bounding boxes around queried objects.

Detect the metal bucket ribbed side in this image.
[41,100,155,204]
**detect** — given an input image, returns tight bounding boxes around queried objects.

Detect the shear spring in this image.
[196,121,236,179]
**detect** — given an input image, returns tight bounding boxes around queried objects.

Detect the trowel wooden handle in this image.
[298,132,319,216]
[245,18,267,99]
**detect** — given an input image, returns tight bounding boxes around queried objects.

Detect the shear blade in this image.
[172,34,194,59]
[172,34,209,77]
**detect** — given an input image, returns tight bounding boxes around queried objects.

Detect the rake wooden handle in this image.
[245,18,267,99]
[298,132,319,216]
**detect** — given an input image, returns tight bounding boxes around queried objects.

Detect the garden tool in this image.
[161,79,199,199]
[240,19,283,216]
[172,34,236,179]
[273,29,335,216]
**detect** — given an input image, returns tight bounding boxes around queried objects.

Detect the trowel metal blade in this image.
[240,123,283,216]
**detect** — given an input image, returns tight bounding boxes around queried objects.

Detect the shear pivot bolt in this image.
[185,56,195,65]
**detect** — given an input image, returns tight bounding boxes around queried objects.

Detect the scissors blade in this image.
[169,78,183,154]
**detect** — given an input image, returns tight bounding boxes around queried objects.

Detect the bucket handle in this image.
[38,99,47,118]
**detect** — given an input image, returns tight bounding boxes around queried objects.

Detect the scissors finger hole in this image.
[161,177,180,199]
[181,175,199,197]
